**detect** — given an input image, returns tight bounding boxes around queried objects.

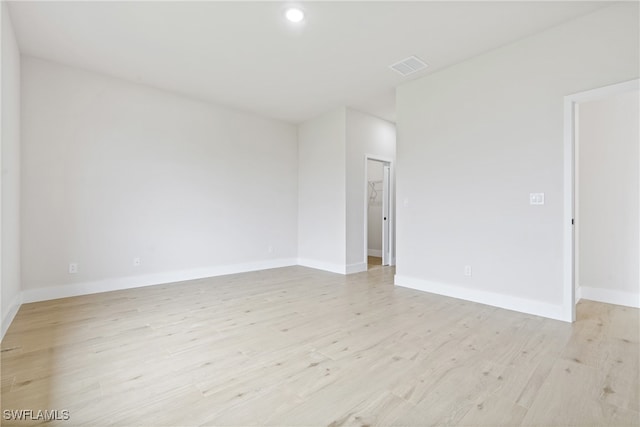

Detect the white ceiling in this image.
[8,1,612,124]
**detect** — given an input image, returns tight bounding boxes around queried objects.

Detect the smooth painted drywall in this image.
[395,3,639,317]
[578,90,639,299]
[297,107,395,273]
[297,108,346,272]
[1,3,22,337]
[346,108,396,267]
[21,57,298,294]
[367,159,384,255]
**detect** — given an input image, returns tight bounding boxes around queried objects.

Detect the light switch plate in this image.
[530,193,545,205]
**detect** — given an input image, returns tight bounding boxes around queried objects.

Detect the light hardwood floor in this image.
[367,257,382,270]
[1,266,638,426]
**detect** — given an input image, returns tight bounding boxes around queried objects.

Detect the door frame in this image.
[382,164,391,266]
[562,78,639,322]
[364,154,394,267]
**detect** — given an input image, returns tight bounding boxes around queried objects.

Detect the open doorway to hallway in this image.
[575,88,639,307]
[563,79,640,321]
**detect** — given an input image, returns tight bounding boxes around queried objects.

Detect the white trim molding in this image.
[395,275,565,322]
[297,259,367,275]
[575,285,583,302]
[297,258,346,275]
[346,262,367,274]
[1,292,23,340]
[578,287,640,309]
[23,258,297,304]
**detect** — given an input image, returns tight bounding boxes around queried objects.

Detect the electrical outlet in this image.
[133,257,141,267]
[464,265,472,277]
[69,263,78,274]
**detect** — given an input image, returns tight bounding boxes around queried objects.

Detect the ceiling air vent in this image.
[389,55,428,77]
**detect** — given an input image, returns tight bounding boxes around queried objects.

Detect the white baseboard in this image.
[367,249,382,257]
[346,262,367,274]
[579,286,640,308]
[23,258,298,304]
[296,259,367,275]
[1,292,23,340]
[297,258,346,274]
[394,275,565,321]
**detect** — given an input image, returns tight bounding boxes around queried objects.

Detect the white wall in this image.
[367,159,383,255]
[21,57,298,301]
[297,108,346,273]
[1,3,22,338]
[297,107,396,274]
[345,108,396,270]
[395,3,639,320]
[578,90,639,305]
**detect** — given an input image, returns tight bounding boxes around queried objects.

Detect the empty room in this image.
[1,1,639,426]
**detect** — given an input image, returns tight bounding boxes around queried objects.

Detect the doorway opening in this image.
[365,156,393,270]
[563,79,639,322]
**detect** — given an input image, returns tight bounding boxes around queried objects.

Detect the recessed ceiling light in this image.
[285,8,304,23]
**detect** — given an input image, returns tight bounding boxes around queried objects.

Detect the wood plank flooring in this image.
[1,266,638,426]
[367,256,382,270]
